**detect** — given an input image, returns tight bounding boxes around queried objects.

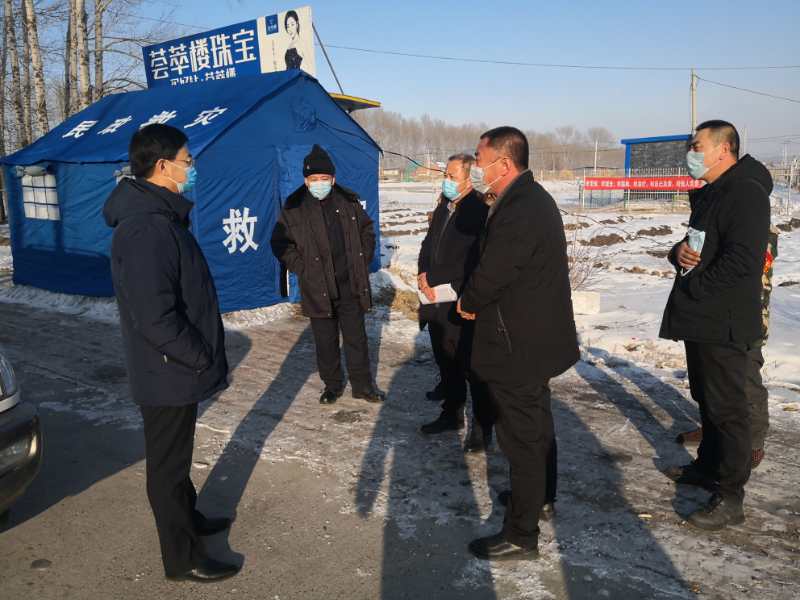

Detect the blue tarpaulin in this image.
[0,70,381,312]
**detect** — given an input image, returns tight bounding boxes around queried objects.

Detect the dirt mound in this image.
[776,218,800,232]
[637,225,673,237]
[646,249,670,259]
[564,222,590,231]
[582,233,626,247]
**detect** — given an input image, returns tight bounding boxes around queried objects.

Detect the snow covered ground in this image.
[1,183,799,598]
[378,180,800,419]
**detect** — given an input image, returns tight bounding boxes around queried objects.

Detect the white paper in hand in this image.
[681,227,706,276]
[418,284,458,305]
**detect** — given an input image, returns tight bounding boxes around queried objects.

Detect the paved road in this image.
[0,300,798,599]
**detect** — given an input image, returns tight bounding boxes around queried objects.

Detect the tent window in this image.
[21,173,60,221]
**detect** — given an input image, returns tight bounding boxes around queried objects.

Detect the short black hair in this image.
[696,119,740,158]
[480,126,529,170]
[129,124,188,178]
[285,10,300,34]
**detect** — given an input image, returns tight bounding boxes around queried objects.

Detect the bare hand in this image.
[457,298,476,320]
[418,273,436,302]
[676,241,701,269]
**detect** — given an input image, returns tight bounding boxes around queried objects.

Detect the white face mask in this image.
[471,158,504,193]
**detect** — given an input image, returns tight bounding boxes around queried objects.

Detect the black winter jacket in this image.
[271,184,375,318]
[103,179,229,407]
[418,189,487,293]
[659,155,772,344]
[460,171,579,385]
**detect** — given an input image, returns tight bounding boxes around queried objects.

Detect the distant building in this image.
[620,135,691,173]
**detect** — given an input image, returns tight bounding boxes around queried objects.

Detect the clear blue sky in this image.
[150,0,799,157]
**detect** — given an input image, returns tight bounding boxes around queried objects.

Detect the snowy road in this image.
[0,296,798,599]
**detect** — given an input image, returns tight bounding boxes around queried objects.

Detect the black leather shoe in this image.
[468,532,539,561]
[319,388,343,404]
[687,493,745,531]
[420,413,463,435]
[497,491,555,521]
[463,422,491,453]
[167,557,240,582]
[426,384,446,401]
[195,516,232,536]
[352,388,386,403]
[664,463,719,491]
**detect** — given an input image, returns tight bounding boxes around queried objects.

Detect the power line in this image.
[697,76,800,104]
[749,133,800,141]
[324,44,800,72]
[114,13,800,73]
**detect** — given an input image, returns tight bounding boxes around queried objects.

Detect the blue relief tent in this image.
[0,70,381,312]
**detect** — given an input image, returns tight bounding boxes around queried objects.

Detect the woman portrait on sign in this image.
[284,10,303,70]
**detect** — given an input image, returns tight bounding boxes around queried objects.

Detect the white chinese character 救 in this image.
[232,29,257,63]
[140,111,178,129]
[63,120,98,139]
[149,48,169,80]
[98,116,133,135]
[189,38,211,72]
[184,106,228,128]
[210,34,234,68]
[222,207,259,254]
[169,43,190,76]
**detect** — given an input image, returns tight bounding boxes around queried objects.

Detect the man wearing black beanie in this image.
[271,145,385,404]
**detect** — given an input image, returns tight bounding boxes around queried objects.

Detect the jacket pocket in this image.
[162,351,207,375]
[496,305,513,354]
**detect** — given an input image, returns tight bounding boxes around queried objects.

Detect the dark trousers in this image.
[140,403,205,576]
[746,345,769,449]
[310,296,372,393]
[488,379,556,548]
[426,302,493,429]
[685,341,752,502]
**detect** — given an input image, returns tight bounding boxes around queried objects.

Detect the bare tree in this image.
[93,0,112,100]
[75,0,91,108]
[64,2,75,116]
[1,1,6,222]
[19,0,33,144]
[22,0,50,138]
[4,0,28,147]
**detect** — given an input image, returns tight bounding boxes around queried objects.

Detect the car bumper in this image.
[0,398,42,514]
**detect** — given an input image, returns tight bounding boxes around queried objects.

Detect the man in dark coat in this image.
[457,127,579,560]
[103,124,238,582]
[417,153,493,452]
[675,224,779,470]
[271,145,384,404]
[660,120,771,530]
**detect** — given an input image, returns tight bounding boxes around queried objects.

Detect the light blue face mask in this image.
[308,180,332,200]
[442,178,461,200]
[686,151,708,180]
[168,161,197,194]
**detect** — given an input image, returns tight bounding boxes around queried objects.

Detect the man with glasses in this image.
[417,153,493,452]
[104,124,238,582]
[457,127,579,560]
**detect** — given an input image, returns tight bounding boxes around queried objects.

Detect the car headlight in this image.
[0,354,18,398]
[0,436,31,477]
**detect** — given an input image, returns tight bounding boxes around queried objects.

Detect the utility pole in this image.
[593,139,598,174]
[690,69,697,131]
[742,126,748,156]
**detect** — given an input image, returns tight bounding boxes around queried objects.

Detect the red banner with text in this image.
[584,176,704,191]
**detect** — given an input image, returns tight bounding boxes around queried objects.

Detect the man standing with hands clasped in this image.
[661,120,771,530]
[417,153,493,452]
[271,145,385,405]
[457,127,579,561]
